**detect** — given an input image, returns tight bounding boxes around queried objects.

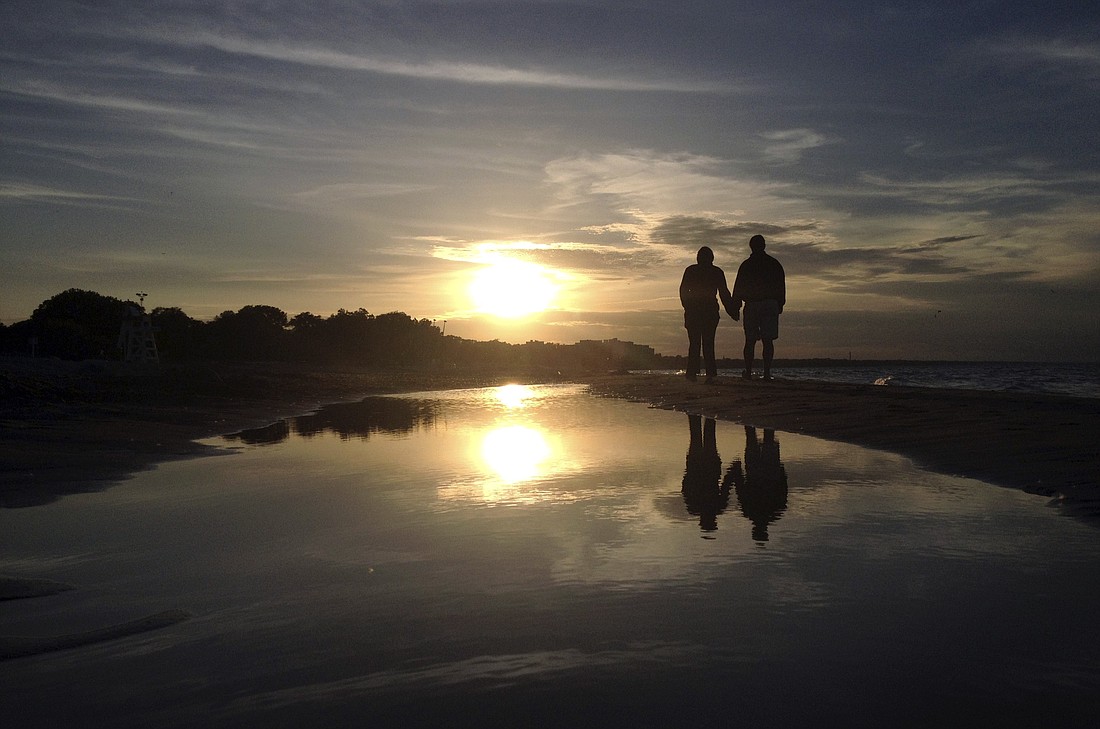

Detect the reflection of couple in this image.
[682,415,788,541]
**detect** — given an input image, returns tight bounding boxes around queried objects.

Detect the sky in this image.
[3,0,1099,360]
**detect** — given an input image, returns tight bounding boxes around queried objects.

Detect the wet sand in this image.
[0,610,192,661]
[2,358,1097,517]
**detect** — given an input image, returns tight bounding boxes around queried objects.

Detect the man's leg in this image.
[762,338,775,380]
[743,337,756,379]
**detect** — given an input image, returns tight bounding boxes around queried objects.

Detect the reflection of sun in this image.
[469,260,558,318]
[481,425,551,484]
[495,384,534,409]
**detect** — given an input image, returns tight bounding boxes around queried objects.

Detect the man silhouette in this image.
[732,235,785,381]
[725,426,788,542]
[679,246,737,383]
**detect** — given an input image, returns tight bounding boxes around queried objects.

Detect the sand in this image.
[0,610,192,662]
[2,358,1097,518]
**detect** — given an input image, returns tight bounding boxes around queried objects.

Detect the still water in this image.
[3,384,1098,727]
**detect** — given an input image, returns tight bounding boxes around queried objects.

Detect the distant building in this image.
[575,339,659,371]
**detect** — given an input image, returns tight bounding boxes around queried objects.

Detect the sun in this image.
[468,260,558,318]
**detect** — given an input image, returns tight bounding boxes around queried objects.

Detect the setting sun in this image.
[468,260,559,318]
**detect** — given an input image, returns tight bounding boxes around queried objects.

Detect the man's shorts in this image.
[743,299,780,340]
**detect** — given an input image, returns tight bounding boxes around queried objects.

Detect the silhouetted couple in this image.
[681,414,788,541]
[679,235,785,381]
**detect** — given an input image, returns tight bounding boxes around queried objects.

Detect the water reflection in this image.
[681,416,789,541]
[226,397,438,444]
[681,415,731,534]
[7,385,1100,727]
[423,385,578,504]
[481,425,552,484]
[494,383,536,409]
[727,426,789,543]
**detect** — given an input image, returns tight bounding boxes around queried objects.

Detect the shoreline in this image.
[585,373,1100,519]
[2,359,1097,520]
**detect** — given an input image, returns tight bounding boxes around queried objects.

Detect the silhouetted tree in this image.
[314,308,374,364]
[203,305,290,360]
[287,312,325,361]
[28,288,135,360]
[150,307,201,360]
[0,319,36,356]
[7,289,667,371]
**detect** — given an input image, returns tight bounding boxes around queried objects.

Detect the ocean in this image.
[643,361,1100,399]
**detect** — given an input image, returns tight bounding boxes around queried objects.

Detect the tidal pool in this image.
[2,384,1098,727]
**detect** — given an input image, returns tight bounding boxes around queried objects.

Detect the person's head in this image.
[749,235,766,253]
[696,246,714,265]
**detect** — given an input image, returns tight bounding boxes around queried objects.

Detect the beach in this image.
[2,358,1097,517]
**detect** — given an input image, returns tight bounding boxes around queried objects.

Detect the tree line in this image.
[0,288,665,373]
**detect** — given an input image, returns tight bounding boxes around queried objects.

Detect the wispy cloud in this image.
[292,182,436,204]
[0,182,138,208]
[543,150,800,221]
[3,80,204,118]
[427,237,659,276]
[857,170,1086,208]
[650,216,821,251]
[760,128,832,164]
[982,38,1100,79]
[154,31,737,94]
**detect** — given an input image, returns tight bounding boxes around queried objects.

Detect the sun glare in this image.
[480,425,552,484]
[495,384,535,409]
[469,260,558,318]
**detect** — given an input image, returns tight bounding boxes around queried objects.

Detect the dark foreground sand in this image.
[2,358,1098,519]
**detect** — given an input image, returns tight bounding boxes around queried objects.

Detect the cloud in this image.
[3,80,203,119]
[760,128,832,164]
[427,237,663,276]
[980,37,1100,83]
[0,183,141,212]
[543,150,803,224]
[649,216,820,252]
[148,30,736,94]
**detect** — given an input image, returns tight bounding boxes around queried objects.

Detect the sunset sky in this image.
[3,1,1098,360]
